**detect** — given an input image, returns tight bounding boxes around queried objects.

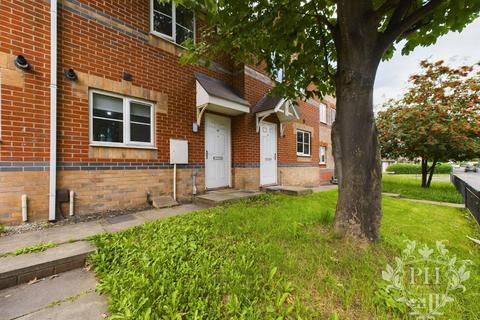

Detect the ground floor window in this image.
[297,130,311,156]
[320,146,326,164]
[90,90,155,147]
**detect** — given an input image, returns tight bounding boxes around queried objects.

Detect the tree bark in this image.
[421,158,428,188]
[332,1,383,242]
[426,159,438,188]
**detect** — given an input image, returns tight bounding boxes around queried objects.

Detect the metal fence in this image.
[451,175,480,224]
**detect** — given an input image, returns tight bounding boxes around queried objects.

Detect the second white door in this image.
[205,114,231,189]
[260,122,277,186]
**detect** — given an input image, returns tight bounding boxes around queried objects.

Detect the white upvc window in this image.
[150,0,195,45]
[320,103,327,124]
[320,146,326,164]
[296,130,311,157]
[330,108,336,124]
[89,90,155,148]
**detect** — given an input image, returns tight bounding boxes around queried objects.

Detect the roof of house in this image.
[194,72,250,106]
[252,93,283,113]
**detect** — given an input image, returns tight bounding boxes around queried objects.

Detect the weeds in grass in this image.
[91,192,480,319]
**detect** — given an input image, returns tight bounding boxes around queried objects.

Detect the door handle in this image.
[206,150,208,159]
[274,153,277,160]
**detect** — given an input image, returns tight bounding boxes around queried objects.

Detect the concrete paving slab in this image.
[43,222,105,246]
[138,204,207,222]
[0,203,207,256]
[0,269,99,320]
[382,192,401,198]
[16,291,107,320]
[0,241,94,289]
[0,232,46,256]
[312,185,337,192]
[265,186,313,196]
[400,198,465,208]
[196,190,261,205]
[0,222,103,256]
[100,214,147,233]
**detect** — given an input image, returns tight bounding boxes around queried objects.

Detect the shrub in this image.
[0,224,4,234]
[386,163,452,174]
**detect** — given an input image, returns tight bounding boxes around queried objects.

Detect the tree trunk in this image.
[332,1,384,242]
[426,159,438,188]
[421,158,428,188]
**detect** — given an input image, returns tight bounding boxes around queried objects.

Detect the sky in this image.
[374,18,480,109]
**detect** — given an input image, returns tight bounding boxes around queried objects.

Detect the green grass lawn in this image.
[91,192,479,319]
[382,174,463,203]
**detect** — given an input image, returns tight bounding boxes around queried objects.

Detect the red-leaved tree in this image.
[377,60,480,187]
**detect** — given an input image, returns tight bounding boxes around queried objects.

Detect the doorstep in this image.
[195,189,262,206]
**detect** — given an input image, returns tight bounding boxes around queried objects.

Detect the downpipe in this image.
[48,0,58,222]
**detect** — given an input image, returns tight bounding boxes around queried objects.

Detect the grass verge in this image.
[382,174,463,203]
[91,192,479,319]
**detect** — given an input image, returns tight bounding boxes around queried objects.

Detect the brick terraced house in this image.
[0,0,336,224]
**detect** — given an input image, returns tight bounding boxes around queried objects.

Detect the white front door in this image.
[205,114,231,189]
[260,122,277,186]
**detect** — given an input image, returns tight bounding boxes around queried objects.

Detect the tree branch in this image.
[381,0,445,46]
[372,0,401,21]
[310,1,337,84]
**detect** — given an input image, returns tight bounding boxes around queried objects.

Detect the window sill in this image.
[296,154,311,158]
[90,144,158,150]
[150,31,189,50]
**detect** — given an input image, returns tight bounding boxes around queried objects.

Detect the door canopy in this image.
[195,72,250,126]
[253,94,300,136]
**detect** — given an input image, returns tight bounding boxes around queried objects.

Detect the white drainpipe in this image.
[48,0,58,222]
[21,194,28,222]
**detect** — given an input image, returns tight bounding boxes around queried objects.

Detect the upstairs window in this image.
[319,103,327,124]
[90,90,155,147]
[330,108,336,124]
[271,52,284,83]
[320,146,326,164]
[151,0,195,45]
[297,130,311,157]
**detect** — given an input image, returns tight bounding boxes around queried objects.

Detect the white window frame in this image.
[150,0,196,46]
[319,103,327,124]
[320,146,326,164]
[330,108,336,124]
[296,130,311,157]
[89,89,156,148]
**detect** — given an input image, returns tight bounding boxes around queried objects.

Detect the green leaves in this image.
[90,207,299,319]
[377,60,480,164]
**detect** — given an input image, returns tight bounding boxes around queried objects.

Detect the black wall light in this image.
[64,69,78,81]
[122,72,133,82]
[14,55,31,70]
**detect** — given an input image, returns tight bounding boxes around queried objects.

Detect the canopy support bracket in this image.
[196,104,208,127]
[256,113,271,132]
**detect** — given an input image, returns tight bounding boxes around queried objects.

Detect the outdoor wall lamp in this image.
[14,55,31,70]
[64,69,78,81]
[122,72,133,82]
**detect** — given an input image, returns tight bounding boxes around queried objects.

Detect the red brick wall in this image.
[56,0,234,164]
[0,0,51,162]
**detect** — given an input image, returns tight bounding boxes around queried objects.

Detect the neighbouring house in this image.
[0,0,336,224]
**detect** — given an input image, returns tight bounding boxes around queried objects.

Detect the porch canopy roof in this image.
[195,72,250,125]
[253,93,300,134]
